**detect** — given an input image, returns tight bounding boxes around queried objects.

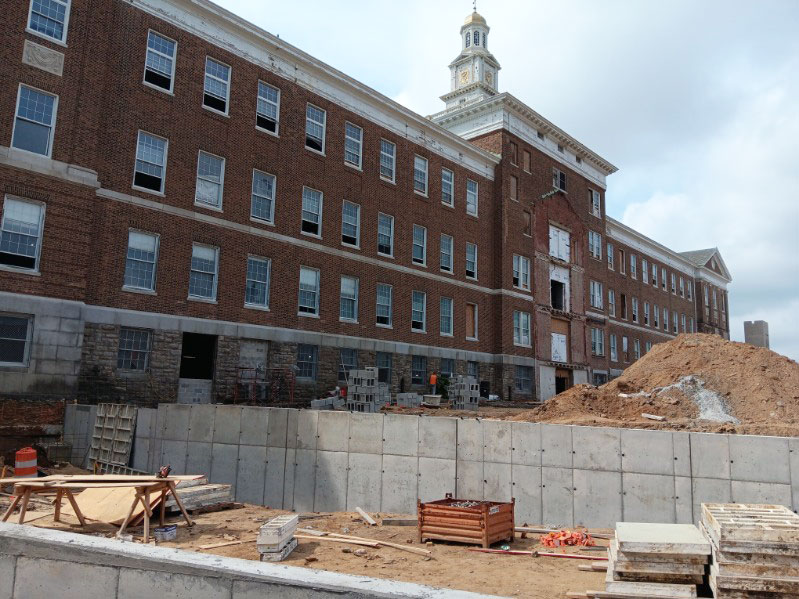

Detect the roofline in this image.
[606,217,697,273]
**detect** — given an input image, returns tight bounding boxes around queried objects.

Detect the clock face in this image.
[459,70,470,84]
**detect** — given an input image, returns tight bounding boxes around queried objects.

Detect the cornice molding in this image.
[606,217,696,277]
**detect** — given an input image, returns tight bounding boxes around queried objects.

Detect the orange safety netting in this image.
[538,530,595,547]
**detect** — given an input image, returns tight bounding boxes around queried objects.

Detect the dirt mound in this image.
[511,334,799,435]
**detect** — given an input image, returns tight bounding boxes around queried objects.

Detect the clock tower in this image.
[440,9,501,111]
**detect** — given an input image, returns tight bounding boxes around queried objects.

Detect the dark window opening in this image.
[593,373,608,386]
[620,294,628,319]
[179,332,216,380]
[133,172,162,192]
[0,252,35,269]
[555,374,570,395]
[342,232,357,246]
[411,356,426,385]
[203,94,226,113]
[301,220,319,236]
[551,280,565,311]
[376,352,392,384]
[338,348,358,382]
[305,135,323,153]
[144,69,171,91]
[257,114,277,133]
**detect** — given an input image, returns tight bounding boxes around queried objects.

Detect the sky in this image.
[216,0,799,359]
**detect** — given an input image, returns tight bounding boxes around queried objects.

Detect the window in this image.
[301,187,323,236]
[188,244,218,300]
[251,170,276,223]
[642,259,648,283]
[344,122,363,168]
[549,225,570,261]
[608,289,616,316]
[588,231,602,259]
[0,198,44,271]
[673,311,678,333]
[591,328,605,356]
[298,267,320,316]
[466,179,478,216]
[296,344,318,379]
[376,352,392,384]
[380,139,396,182]
[339,275,359,322]
[630,254,637,279]
[376,283,392,326]
[524,211,532,236]
[467,360,478,379]
[465,243,477,279]
[652,263,658,286]
[123,230,158,291]
[513,255,530,290]
[620,293,628,319]
[377,213,394,256]
[341,201,360,247]
[0,314,32,366]
[133,131,167,193]
[515,366,533,393]
[411,356,427,385]
[413,155,428,195]
[654,304,659,328]
[440,297,453,336]
[117,328,151,371]
[513,311,531,346]
[412,225,427,265]
[632,297,639,323]
[671,273,676,294]
[609,334,618,362]
[144,31,177,92]
[12,86,57,157]
[689,316,694,333]
[510,175,518,201]
[523,150,531,172]
[634,339,641,360]
[465,31,470,47]
[466,303,478,340]
[28,0,70,43]
[440,234,453,272]
[552,167,566,191]
[411,291,426,332]
[245,256,270,308]
[622,336,629,356]
[256,81,280,134]
[338,348,358,382]
[607,243,614,270]
[195,151,225,209]
[645,341,652,353]
[203,57,230,114]
[589,280,603,309]
[663,307,669,331]
[687,280,693,301]
[644,301,650,326]
[704,284,709,306]
[305,104,326,153]
[589,190,601,217]
[662,269,667,290]
[679,277,685,297]
[473,31,480,46]
[441,168,454,206]
[681,313,686,332]
[509,142,518,165]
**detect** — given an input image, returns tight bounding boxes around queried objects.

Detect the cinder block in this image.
[292,448,316,513]
[239,407,269,446]
[457,418,483,462]
[690,433,730,479]
[266,408,289,447]
[512,422,541,466]
[622,473,675,523]
[484,462,512,502]
[14,557,118,599]
[295,409,318,450]
[456,460,483,499]
[672,432,691,477]
[483,420,512,464]
[729,435,790,484]
[418,457,456,502]
[675,476,693,524]
[210,443,239,490]
[542,467,573,527]
[573,426,621,472]
[383,414,418,456]
[236,444,267,504]
[317,411,350,452]
[346,453,382,512]
[264,446,286,509]
[381,455,418,513]
[418,417,456,460]
[314,451,348,512]
[692,477,731,522]
[188,405,215,443]
[117,568,230,599]
[731,480,792,506]
[573,469,622,529]
[348,412,383,454]
[185,441,212,477]
[213,406,243,444]
[512,465,542,526]
[160,440,187,474]
[541,424,572,468]
[621,429,673,476]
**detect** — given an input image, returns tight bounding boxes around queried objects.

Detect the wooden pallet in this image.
[88,404,137,467]
[702,503,799,544]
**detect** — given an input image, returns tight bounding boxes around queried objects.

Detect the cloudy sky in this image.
[217,0,799,359]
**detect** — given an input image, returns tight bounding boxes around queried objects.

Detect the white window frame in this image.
[673,311,678,333]
[687,280,693,300]
[339,275,359,322]
[256,81,280,135]
[634,339,641,360]
[681,313,686,332]
[413,155,428,196]
[513,310,531,347]
[591,327,605,356]
[663,307,669,331]
[440,296,453,336]
[644,301,650,326]
[377,212,394,257]
[244,255,271,310]
[250,169,276,224]
[305,103,326,154]
[610,334,618,362]
[117,327,152,371]
[12,84,58,159]
[608,289,616,316]
[513,254,530,291]
[376,283,393,327]
[552,167,566,191]
[607,243,614,270]
[589,280,603,309]
[0,196,46,274]
[465,242,477,280]
[411,290,427,333]
[642,259,648,283]
[132,130,168,195]
[652,263,659,286]
[654,304,660,328]
[632,297,639,323]
[630,254,637,279]
[441,168,454,206]
[671,272,677,294]
[588,231,602,259]
[589,189,601,217]
[142,30,177,94]
[440,233,453,273]
[466,179,479,216]
[341,200,361,248]
[188,243,219,301]
[202,56,231,116]
[412,224,427,266]
[26,0,71,45]
[0,312,33,367]
[679,277,685,297]
[379,139,396,183]
[194,150,225,210]
[300,186,323,238]
[122,229,159,292]
[344,121,363,169]
[298,266,320,317]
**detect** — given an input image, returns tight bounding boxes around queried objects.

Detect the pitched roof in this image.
[678,248,718,266]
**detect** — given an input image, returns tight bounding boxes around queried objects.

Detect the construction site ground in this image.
[16,502,607,598]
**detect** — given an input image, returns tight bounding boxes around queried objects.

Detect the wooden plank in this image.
[199,537,257,550]
[0,474,203,485]
[356,507,377,526]
[326,532,431,556]
[294,535,379,548]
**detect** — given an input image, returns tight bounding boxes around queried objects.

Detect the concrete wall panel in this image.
[131,437,150,472]
[573,427,621,472]
[282,448,296,511]
[512,465,542,526]
[160,440,188,474]
[511,422,540,466]
[419,418,457,460]
[346,453,382,512]
[14,557,119,599]
[675,476,693,524]
[418,457,456,502]
[621,429,673,475]
[163,404,191,441]
[731,481,792,506]
[239,407,269,446]
[692,478,731,522]
[622,473,675,523]
[348,413,383,454]
[484,462,512,502]
[317,411,350,452]
[541,425,572,468]
[292,449,316,513]
[574,469,622,528]
[188,405,215,443]
[264,446,287,509]
[690,433,730,479]
[285,409,299,449]
[296,410,319,450]
[0,555,14,599]
[383,414,418,456]
[729,435,790,483]
[213,406,243,444]
[457,419,483,462]
[456,461,483,499]
[542,467,573,526]
[266,408,289,447]
[381,455,418,514]
[185,441,212,478]
[790,438,799,512]
[135,407,154,439]
[314,451,349,512]
[483,421,512,464]
[117,568,230,599]
[236,445,267,504]
[210,443,239,490]
[672,432,691,477]
[148,437,162,473]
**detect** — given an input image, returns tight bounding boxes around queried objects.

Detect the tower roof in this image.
[463,11,487,27]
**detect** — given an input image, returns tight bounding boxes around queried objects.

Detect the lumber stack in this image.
[602,522,710,598]
[164,479,233,513]
[257,514,299,562]
[701,503,799,598]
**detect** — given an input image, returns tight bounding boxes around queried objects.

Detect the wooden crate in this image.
[417,493,514,548]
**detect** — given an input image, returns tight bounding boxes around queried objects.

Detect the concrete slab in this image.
[540,424,572,468]
[456,418,483,462]
[239,407,269,446]
[155,404,167,439]
[131,437,150,472]
[621,429,674,476]
[14,557,119,599]
[512,465,542,526]
[163,404,191,441]
[573,426,621,472]
[381,455,418,514]
[185,441,212,478]
[135,407,154,439]
[282,448,296,511]
[292,448,317,513]
[346,453,382,512]
[285,409,299,449]
[791,438,799,513]
[296,410,319,450]
[317,411,350,452]
[615,522,710,554]
[542,467,573,527]
[483,420,512,464]
[266,408,289,447]
[511,422,540,466]
[731,480,792,506]
[148,437,162,473]
[622,473,675,523]
[236,444,267,505]
[314,451,349,512]
[729,435,790,484]
[348,413,383,454]
[118,567,230,599]
[264,446,287,509]
[573,469,622,528]
[210,443,239,490]
[675,476,693,524]
[484,462,512,503]
[419,417,456,460]
[689,433,730,479]
[383,414,419,457]
[691,477,731,522]
[160,440,188,475]
[672,432,691,477]
[213,406,243,444]
[456,461,483,499]
[418,457,456,503]
[188,404,215,443]
[0,555,13,599]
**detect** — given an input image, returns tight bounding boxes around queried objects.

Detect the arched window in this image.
[483,33,487,48]
[474,31,480,46]
[465,32,471,47]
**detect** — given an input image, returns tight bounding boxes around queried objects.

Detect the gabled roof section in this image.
[680,248,732,282]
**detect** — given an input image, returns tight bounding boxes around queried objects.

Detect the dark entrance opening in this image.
[179,333,217,380]
[551,280,565,310]
[479,381,490,399]
[555,368,572,395]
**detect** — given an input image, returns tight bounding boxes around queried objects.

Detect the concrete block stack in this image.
[701,502,799,597]
[396,392,422,408]
[257,514,299,562]
[449,376,480,411]
[346,367,388,413]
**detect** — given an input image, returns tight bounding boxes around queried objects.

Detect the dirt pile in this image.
[511,334,799,435]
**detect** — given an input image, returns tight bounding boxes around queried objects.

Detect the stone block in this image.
[236,445,267,505]
[348,412,383,454]
[117,568,230,599]
[296,409,318,450]
[210,443,239,490]
[512,465,542,526]
[383,414,418,456]
[264,446,286,509]
[160,440,187,474]
[621,429,673,475]
[185,441,212,477]
[317,411,350,452]
[282,448,296,511]
[542,467,573,527]
[162,404,191,441]
[511,422,540,466]
[418,417,456,459]
[672,432,691,477]
[35,315,62,331]
[188,405,215,443]
[418,457,456,502]
[456,461,483,499]
[14,557,118,599]
[484,462,512,502]
[690,433,730,479]
[239,407,269,446]
[314,451,348,512]
[346,452,382,512]
[729,435,790,483]
[0,555,14,599]
[540,424,572,468]
[573,426,621,472]
[731,480,792,506]
[675,476,693,524]
[381,455,418,514]
[622,473,675,523]
[456,418,483,462]
[692,477,731,522]
[213,406,243,444]
[574,469,622,528]
[56,344,83,362]
[292,448,316,513]
[483,420,512,464]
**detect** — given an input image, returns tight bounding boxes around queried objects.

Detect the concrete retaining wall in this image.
[64,404,799,527]
[0,522,501,598]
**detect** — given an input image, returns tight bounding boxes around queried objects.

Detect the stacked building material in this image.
[602,522,710,598]
[449,376,480,411]
[165,478,233,513]
[396,393,422,408]
[346,368,388,412]
[257,514,299,562]
[701,503,799,598]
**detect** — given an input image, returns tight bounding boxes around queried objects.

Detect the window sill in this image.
[250,216,275,227]
[466,212,479,219]
[9,145,52,160]
[0,265,41,277]
[132,185,165,197]
[341,242,360,251]
[441,201,455,210]
[411,329,426,335]
[466,276,477,282]
[25,28,67,47]
[376,323,393,330]
[245,304,270,312]
[255,126,279,139]
[377,253,394,260]
[512,286,531,293]
[142,81,175,96]
[305,147,326,157]
[514,343,532,349]
[0,362,30,371]
[300,230,322,240]
[379,176,396,186]
[440,333,453,338]
[298,312,320,319]
[339,318,358,324]
[188,296,217,304]
[122,286,156,295]
[440,269,453,276]
[202,105,230,118]
[413,190,428,199]
[344,162,362,172]
[194,201,223,213]
[412,261,427,268]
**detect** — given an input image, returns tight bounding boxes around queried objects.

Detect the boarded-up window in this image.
[510,175,518,201]
[465,303,477,339]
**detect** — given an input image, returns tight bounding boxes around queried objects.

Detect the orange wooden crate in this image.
[418,493,515,548]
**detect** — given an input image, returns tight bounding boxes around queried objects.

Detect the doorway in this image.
[179,333,217,379]
[555,368,572,395]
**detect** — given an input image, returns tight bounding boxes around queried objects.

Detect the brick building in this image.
[0,1,731,404]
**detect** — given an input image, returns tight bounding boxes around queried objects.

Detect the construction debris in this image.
[257,514,299,562]
[381,517,417,527]
[539,530,596,547]
[164,479,233,513]
[355,507,376,526]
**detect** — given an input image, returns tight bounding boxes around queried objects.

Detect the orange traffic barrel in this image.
[15,447,37,477]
